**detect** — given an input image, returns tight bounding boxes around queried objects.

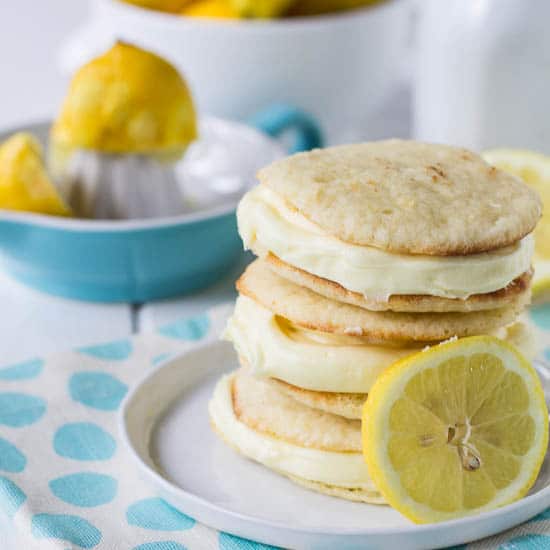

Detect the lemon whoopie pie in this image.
[210,140,545,510]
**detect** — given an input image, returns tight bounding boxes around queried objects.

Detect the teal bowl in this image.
[0,108,322,302]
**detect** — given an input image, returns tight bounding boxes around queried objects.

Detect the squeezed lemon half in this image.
[482,149,550,301]
[362,336,548,523]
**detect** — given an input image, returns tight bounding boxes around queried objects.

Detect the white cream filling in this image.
[209,374,377,490]
[237,185,534,300]
[224,296,537,394]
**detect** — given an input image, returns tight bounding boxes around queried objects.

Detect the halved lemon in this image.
[482,149,550,302]
[362,336,548,523]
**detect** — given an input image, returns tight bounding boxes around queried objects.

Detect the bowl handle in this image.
[249,104,324,153]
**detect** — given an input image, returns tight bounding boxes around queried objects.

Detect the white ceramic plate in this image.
[119,341,550,549]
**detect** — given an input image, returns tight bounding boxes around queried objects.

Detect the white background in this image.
[0,1,89,128]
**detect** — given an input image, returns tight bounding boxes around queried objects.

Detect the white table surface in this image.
[0,0,410,364]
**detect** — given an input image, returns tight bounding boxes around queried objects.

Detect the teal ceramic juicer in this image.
[0,43,322,303]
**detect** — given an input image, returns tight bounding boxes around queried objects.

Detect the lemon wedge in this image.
[0,133,70,217]
[362,336,548,523]
[482,149,550,302]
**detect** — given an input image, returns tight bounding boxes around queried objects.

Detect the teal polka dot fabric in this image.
[31,513,102,548]
[69,372,128,411]
[0,477,26,518]
[78,340,133,361]
[49,473,117,508]
[0,438,26,473]
[54,423,117,461]
[0,303,548,549]
[219,532,280,549]
[0,392,46,427]
[0,359,43,381]
[158,314,210,341]
[127,498,195,531]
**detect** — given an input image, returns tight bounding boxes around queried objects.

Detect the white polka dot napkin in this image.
[0,303,549,550]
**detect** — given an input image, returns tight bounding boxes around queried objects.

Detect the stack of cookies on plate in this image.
[209,140,541,503]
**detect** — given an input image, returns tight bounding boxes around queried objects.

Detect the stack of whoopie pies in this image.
[209,140,541,503]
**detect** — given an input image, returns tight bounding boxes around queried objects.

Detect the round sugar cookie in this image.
[269,378,366,420]
[258,140,542,255]
[233,370,361,452]
[237,259,529,342]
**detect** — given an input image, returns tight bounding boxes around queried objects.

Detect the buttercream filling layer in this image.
[237,185,534,300]
[224,295,536,393]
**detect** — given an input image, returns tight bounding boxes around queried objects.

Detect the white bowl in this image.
[61,0,410,140]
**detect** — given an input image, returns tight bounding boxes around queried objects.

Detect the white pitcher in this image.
[414,0,550,153]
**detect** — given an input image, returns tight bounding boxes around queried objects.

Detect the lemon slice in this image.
[482,149,550,301]
[0,133,71,217]
[362,336,548,523]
